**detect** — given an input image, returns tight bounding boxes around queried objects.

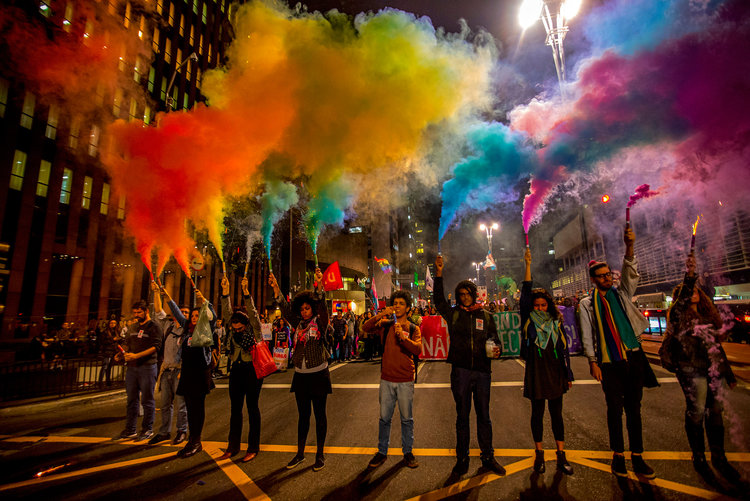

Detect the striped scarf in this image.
[593,288,639,363]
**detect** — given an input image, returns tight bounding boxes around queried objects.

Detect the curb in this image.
[0,389,126,418]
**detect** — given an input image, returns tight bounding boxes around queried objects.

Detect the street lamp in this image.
[166,52,198,110]
[479,222,499,255]
[518,0,582,96]
[472,262,481,284]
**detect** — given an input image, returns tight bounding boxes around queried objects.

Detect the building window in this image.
[82,176,93,209]
[108,0,116,15]
[199,34,203,56]
[63,2,74,32]
[138,15,146,39]
[193,0,198,15]
[202,3,207,23]
[119,46,127,72]
[39,1,52,17]
[117,196,126,219]
[171,86,178,110]
[161,77,168,101]
[20,92,35,129]
[179,14,185,36]
[143,105,152,125]
[88,125,100,156]
[168,3,175,25]
[10,150,27,191]
[100,182,110,215]
[176,48,183,68]
[45,104,58,139]
[60,168,73,204]
[152,26,160,53]
[0,78,9,117]
[148,66,156,93]
[165,38,172,64]
[183,93,189,109]
[69,115,81,149]
[156,0,163,15]
[37,160,52,197]
[134,55,143,83]
[113,87,123,116]
[189,25,195,44]
[83,19,94,45]
[129,98,138,121]
[124,1,132,29]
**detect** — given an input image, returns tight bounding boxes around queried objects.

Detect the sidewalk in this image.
[642,339,750,383]
[0,388,126,418]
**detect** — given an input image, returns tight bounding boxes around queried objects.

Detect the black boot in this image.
[533,450,545,474]
[685,419,705,456]
[556,450,573,475]
[706,422,741,484]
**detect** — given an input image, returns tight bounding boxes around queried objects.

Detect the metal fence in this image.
[0,357,125,402]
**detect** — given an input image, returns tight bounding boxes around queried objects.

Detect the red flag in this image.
[322,261,344,291]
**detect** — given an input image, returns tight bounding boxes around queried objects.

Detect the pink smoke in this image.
[626,183,660,208]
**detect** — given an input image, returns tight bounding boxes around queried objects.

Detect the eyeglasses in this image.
[594,272,613,279]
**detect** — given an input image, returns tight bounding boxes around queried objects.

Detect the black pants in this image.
[295,393,328,456]
[228,362,263,453]
[601,358,645,454]
[531,396,564,443]
[450,366,493,459]
[183,393,206,445]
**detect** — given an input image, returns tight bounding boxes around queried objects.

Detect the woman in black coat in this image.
[520,248,574,475]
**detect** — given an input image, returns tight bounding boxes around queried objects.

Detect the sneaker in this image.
[534,450,545,474]
[556,450,574,475]
[404,453,419,469]
[452,456,470,475]
[368,452,387,469]
[313,455,325,471]
[286,454,305,469]
[137,430,154,442]
[119,429,138,439]
[148,433,170,445]
[632,454,656,479]
[611,454,628,477]
[481,456,506,476]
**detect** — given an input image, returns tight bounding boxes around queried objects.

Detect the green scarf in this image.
[530,310,560,351]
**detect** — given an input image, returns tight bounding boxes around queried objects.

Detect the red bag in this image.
[252,341,277,379]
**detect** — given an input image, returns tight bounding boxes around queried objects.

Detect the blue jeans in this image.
[451,366,493,458]
[125,364,157,433]
[158,368,187,435]
[378,380,414,455]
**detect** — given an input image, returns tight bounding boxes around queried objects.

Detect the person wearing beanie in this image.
[218,275,265,462]
[579,227,659,479]
[434,255,504,477]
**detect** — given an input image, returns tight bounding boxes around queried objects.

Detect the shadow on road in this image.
[319,461,402,500]
[519,470,574,501]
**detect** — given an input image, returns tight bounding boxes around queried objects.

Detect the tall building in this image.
[0,0,236,342]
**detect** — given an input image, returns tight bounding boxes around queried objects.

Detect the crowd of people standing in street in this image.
[100,225,745,487]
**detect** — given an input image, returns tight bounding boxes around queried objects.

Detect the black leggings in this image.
[531,396,564,443]
[183,393,206,445]
[295,393,328,456]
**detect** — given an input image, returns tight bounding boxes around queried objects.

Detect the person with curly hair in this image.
[269,268,331,472]
[661,254,741,483]
[520,248,574,475]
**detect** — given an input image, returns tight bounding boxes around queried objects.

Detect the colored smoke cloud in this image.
[512,0,750,229]
[260,180,298,258]
[103,0,494,265]
[439,122,537,239]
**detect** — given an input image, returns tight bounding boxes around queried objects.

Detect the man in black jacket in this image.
[434,255,504,476]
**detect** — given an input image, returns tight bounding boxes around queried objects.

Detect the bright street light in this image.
[518,0,582,97]
[479,222,499,254]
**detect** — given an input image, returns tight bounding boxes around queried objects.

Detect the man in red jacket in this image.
[363,290,422,469]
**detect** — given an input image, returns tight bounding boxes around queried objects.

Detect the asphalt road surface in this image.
[1,356,749,500]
